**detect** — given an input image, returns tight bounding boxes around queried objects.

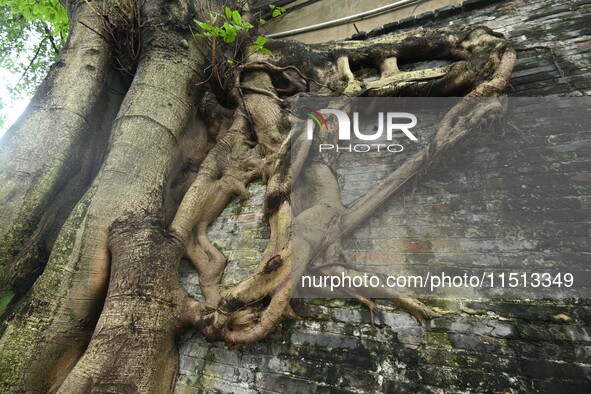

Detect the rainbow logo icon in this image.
[305,108,329,130]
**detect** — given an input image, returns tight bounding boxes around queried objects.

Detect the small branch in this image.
[42,23,60,56]
[238,85,284,104]
[78,20,109,43]
[240,61,310,91]
[15,38,45,89]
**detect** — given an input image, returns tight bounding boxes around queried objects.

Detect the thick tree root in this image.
[176,25,515,344]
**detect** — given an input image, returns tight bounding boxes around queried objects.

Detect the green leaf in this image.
[252,43,273,57]
[196,21,223,38]
[222,22,237,43]
[269,4,286,18]
[260,47,273,56]
[243,21,253,29]
[259,18,266,25]
[232,10,242,25]
[196,21,216,34]
[256,36,267,46]
[0,0,68,111]
[225,7,232,19]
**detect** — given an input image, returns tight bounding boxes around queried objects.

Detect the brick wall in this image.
[175,1,591,392]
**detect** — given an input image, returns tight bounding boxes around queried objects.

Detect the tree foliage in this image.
[0,0,68,130]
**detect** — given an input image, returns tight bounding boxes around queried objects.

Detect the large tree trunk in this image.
[0,0,515,392]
